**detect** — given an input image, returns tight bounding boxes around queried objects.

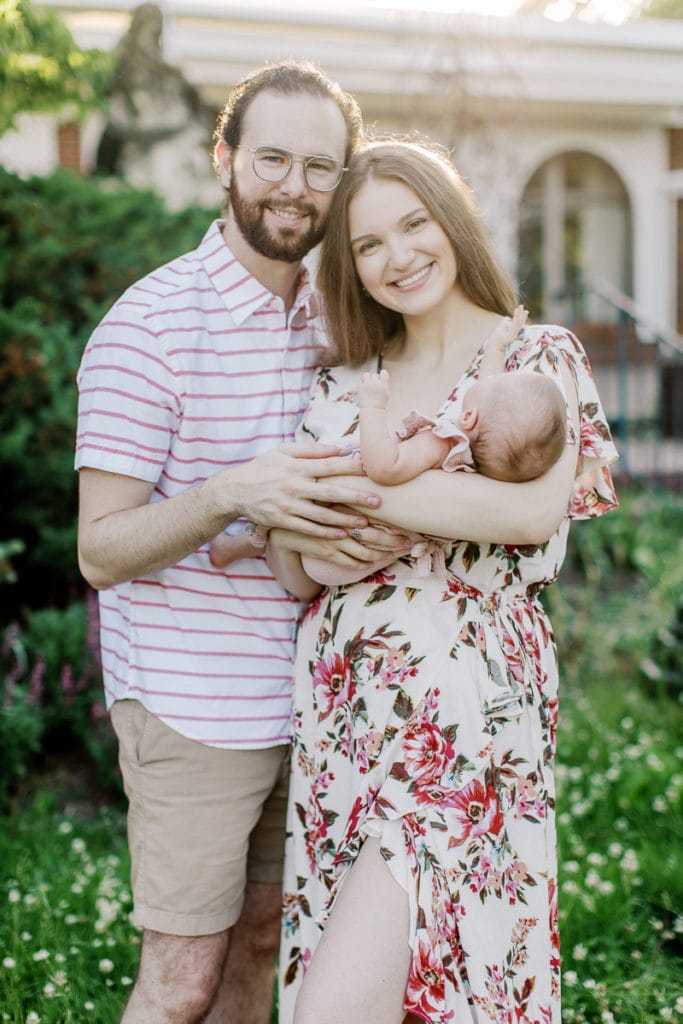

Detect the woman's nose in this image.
[389,244,415,269]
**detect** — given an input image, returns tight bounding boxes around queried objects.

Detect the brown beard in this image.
[229,177,327,263]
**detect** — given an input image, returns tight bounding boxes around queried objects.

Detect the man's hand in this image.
[268,523,415,571]
[223,442,381,538]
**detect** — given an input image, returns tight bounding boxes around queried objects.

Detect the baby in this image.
[209,306,566,578]
[357,306,566,487]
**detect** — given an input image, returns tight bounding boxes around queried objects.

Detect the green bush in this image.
[0,166,214,622]
[0,593,121,809]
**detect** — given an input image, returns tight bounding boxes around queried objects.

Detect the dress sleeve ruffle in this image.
[397,410,475,473]
[511,326,619,520]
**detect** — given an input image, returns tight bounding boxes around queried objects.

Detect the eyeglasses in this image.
[244,147,348,192]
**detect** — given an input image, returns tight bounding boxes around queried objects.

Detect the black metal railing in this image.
[555,278,683,483]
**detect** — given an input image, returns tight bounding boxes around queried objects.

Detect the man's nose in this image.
[278,158,308,197]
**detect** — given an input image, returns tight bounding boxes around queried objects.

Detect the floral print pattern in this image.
[279,325,618,1023]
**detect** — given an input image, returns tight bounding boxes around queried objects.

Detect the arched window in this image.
[518,151,631,324]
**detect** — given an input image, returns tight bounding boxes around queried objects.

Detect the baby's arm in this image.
[208,526,267,568]
[478,305,528,379]
[358,370,450,485]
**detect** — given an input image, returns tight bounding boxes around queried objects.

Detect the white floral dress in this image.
[279,326,618,1024]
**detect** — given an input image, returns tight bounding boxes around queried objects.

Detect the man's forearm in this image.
[78,471,239,590]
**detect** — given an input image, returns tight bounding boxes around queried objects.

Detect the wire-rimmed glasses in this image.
[245,147,348,192]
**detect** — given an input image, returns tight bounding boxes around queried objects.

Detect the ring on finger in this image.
[350,527,364,541]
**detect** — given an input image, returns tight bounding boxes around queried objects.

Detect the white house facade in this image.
[4,1,683,471]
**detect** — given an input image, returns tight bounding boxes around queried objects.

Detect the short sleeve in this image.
[509,326,618,520]
[75,302,179,482]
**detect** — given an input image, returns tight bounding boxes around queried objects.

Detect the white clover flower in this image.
[54,954,66,964]
[564,860,580,874]
[605,766,619,782]
[84,1003,95,1012]
[599,880,615,895]
[24,894,37,906]
[620,717,634,731]
[583,977,597,989]
[573,944,588,961]
[2,957,16,969]
[26,1014,41,1024]
[98,958,114,974]
[675,918,683,934]
[121,976,133,986]
[21,932,32,941]
[585,869,601,890]
[562,880,579,895]
[32,950,49,962]
[607,842,623,858]
[659,1009,673,1021]
[601,1012,615,1024]
[106,937,116,947]
[8,889,21,904]
[621,849,639,872]
[652,796,667,813]
[65,914,78,926]
[92,938,102,948]
[558,812,571,827]
[52,970,67,987]
[58,821,73,834]
[563,970,578,986]
[631,949,642,961]
[675,995,683,1013]
[71,884,83,895]
[43,983,56,998]
[587,852,605,867]
[71,839,86,854]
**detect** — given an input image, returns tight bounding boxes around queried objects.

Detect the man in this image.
[76,60,391,1024]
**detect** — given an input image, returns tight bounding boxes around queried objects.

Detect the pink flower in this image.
[403,719,454,786]
[312,652,354,721]
[405,930,445,1020]
[448,779,504,845]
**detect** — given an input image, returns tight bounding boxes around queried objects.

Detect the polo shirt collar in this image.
[198,219,316,326]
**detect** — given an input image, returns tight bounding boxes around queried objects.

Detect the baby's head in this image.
[461,372,567,482]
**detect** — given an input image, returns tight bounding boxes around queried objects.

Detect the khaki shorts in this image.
[110,699,289,937]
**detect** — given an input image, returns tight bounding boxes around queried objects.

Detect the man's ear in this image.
[214,139,232,188]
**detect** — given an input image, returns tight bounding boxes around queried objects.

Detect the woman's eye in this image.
[407,218,427,231]
[358,241,378,256]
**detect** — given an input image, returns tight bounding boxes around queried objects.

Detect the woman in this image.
[270,140,618,1024]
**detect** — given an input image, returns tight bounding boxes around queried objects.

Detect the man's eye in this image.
[259,151,287,165]
[308,159,336,173]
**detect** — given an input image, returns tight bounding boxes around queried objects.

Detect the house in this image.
[4,0,683,473]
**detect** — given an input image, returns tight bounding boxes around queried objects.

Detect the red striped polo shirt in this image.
[75,220,328,747]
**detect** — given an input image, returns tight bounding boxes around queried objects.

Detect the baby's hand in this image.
[358,368,390,410]
[488,304,529,353]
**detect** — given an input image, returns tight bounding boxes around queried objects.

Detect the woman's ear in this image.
[214,139,232,188]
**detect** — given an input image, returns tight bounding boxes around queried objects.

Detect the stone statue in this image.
[96,3,219,209]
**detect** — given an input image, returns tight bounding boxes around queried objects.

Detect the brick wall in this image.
[57,123,81,173]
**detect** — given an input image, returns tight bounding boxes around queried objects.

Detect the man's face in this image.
[218,91,349,264]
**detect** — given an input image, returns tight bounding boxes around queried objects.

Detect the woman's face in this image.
[348,177,457,318]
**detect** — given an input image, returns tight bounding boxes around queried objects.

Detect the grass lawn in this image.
[0,486,681,1023]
